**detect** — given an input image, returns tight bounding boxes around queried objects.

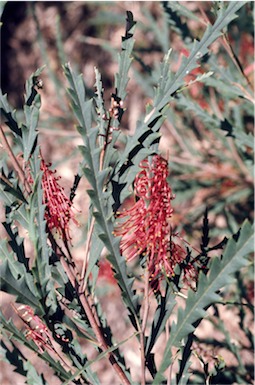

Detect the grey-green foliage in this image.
[63,62,141,326]
[153,220,254,384]
[110,1,247,201]
[0,3,253,384]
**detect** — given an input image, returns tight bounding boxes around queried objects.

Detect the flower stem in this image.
[140,266,150,385]
[50,234,131,385]
[80,115,113,289]
[0,125,31,195]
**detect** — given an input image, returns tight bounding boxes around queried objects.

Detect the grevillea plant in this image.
[0,3,254,385]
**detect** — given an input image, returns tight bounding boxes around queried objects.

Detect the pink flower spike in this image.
[114,155,191,292]
[40,158,78,242]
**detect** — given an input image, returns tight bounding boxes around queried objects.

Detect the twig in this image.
[198,3,253,90]
[49,231,131,385]
[166,319,172,385]
[222,33,253,90]
[140,267,150,385]
[0,173,14,188]
[80,216,96,290]
[0,125,31,195]
[80,115,113,288]
[62,254,131,384]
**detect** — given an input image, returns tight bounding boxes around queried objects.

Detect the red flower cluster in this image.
[13,304,53,353]
[114,155,189,292]
[41,159,78,242]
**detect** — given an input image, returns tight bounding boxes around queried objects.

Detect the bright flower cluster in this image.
[40,158,78,242]
[13,304,53,353]
[114,155,190,291]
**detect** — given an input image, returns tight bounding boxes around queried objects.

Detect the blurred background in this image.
[1,2,254,384]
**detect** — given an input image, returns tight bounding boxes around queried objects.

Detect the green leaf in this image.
[125,1,246,166]
[115,10,136,102]
[0,339,27,377]
[153,220,254,383]
[0,173,27,204]
[94,67,108,143]
[158,2,245,111]
[1,222,29,272]
[0,311,72,382]
[21,67,45,161]
[163,1,202,25]
[64,64,140,325]
[62,331,138,385]
[0,90,21,137]
[145,288,176,357]
[232,128,254,150]
[25,66,45,106]
[28,152,58,315]
[63,64,93,132]
[24,360,48,385]
[0,260,39,309]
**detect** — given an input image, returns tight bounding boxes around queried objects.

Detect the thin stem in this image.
[80,116,113,288]
[222,33,253,90]
[0,125,31,194]
[198,3,253,90]
[0,174,14,188]
[80,216,95,286]
[140,330,146,385]
[140,267,150,385]
[49,233,131,385]
[209,88,253,183]
[166,319,172,385]
[67,262,131,385]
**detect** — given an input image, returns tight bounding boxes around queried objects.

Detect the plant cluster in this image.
[0,2,254,385]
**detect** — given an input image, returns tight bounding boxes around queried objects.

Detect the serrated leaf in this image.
[145,288,176,357]
[25,66,45,106]
[20,68,45,161]
[176,94,253,153]
[163,1,202,24]
[1,223,29,271]
[137,1,247,147]
[232,128,254,150]
[24,360,48,385]
[155,2,244,111]
[0,171,27,204]
[64,64,140,324]
[115,11,136,102]
[28,153,58,315]
[22,106,39,162]
[110,111,166,212]
[0,339,27,377]
[0,90,21,137]
[0,311,72,382]
[64,64,93,132]
[153,220,254,383]
[0,260,39,309]
[94,67,108,139]
[62,331,137,385]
